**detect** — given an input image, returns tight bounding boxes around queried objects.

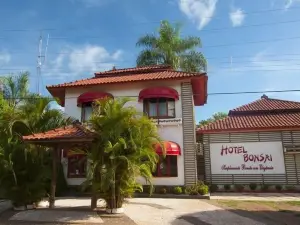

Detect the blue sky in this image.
[1,0,300,122]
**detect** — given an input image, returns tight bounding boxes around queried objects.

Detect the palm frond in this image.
[136,34,158,48]
[136,49,164,66]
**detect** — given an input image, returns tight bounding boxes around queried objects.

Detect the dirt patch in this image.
[207,200,300,225]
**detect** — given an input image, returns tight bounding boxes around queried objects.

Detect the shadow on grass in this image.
[171,209,300,225]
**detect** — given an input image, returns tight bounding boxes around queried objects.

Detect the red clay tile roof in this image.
[47,69,205,89]
[94,65,172,76]
[197,95,300,133]
[46,65,207,106]
[230,95,300,114]
[22,122,95,142]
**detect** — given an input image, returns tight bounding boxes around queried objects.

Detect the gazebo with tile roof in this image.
[22,121,95,208]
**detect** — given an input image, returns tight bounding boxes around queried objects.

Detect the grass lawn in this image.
[207,200,300,225]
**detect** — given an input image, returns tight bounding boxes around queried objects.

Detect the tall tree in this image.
[0,73,72,207]
[0,72,29,108]
[198,112,227,127]
[136,20,207,72]
[82,98,163,211]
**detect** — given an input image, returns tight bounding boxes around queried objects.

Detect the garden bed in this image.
[133,193,210,199]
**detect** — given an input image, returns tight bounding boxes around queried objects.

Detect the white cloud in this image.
[285,0,300,9]
[0,52,11,65]
[111,50,123,60]
[43,44,123,80]
[68,45,122,73]
[229,8,245,27]
[178,0,218,30]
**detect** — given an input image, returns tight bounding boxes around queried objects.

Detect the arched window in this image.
[77,92,113,122]
[139,87,178,119]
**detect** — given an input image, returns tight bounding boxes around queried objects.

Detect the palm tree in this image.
[83,98,162,211]
[0,73,73,207]
[136,20,207,72]
[0,72,29,108]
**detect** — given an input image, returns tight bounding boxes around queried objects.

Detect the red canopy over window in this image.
[155,141,181,155]
[138,87,179,101]
[77,92,113,105]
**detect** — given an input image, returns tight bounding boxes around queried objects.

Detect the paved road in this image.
[0,201,11,214]
[124,198,264,225]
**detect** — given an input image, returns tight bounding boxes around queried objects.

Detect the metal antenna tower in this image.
[36,33,49,94]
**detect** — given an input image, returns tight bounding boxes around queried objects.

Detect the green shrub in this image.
[261,184,270,191]
[210,184,219,193]
[197,180,205,186]
[198,185,209,195]
[173,186,183,195]
[275,184,282,191]
[185,185,198,195]
[234,184,245,192]
[185,181,209,196]
[249,183,257,191]
[160,188,167,194]
[286,185,296,191]
[224,184,231,191]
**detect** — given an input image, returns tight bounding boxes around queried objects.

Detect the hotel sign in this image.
[210,142,285,174]
[152,118,182,126]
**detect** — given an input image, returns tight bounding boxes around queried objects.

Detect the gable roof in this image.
[46,65,207,107]
[230,95,300,114]
[22,121,95,142]
[197,95,300,134]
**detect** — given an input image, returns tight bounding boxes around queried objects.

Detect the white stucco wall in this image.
[63,80,188,186]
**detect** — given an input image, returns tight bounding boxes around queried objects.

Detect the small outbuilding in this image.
[197,95,300,186]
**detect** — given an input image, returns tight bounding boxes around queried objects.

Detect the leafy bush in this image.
[198,185,209,195]
[185,185,198,195]
[209,184,219,193]
[275,184,283,191]
[185,181,206,195]
[261,184,270,191]
[234,184,245,192]
[249,183,257,191]
[160,188,167,194]
[173,186,183,195]
[190,190,199,195]
[286,185,296,191]
[224,184,231,191]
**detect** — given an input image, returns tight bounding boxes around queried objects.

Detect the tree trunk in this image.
[91,186,97,210]
[49,147,58,209]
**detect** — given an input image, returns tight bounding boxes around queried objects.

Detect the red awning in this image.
[138,87,179,101]
[77,92,113,105]
[155,141,181,155]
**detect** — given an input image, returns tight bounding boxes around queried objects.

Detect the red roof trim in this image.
[155,141,181,155]
[197,126,300,134]
[77,92,113,105]
[138,87,179,101]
